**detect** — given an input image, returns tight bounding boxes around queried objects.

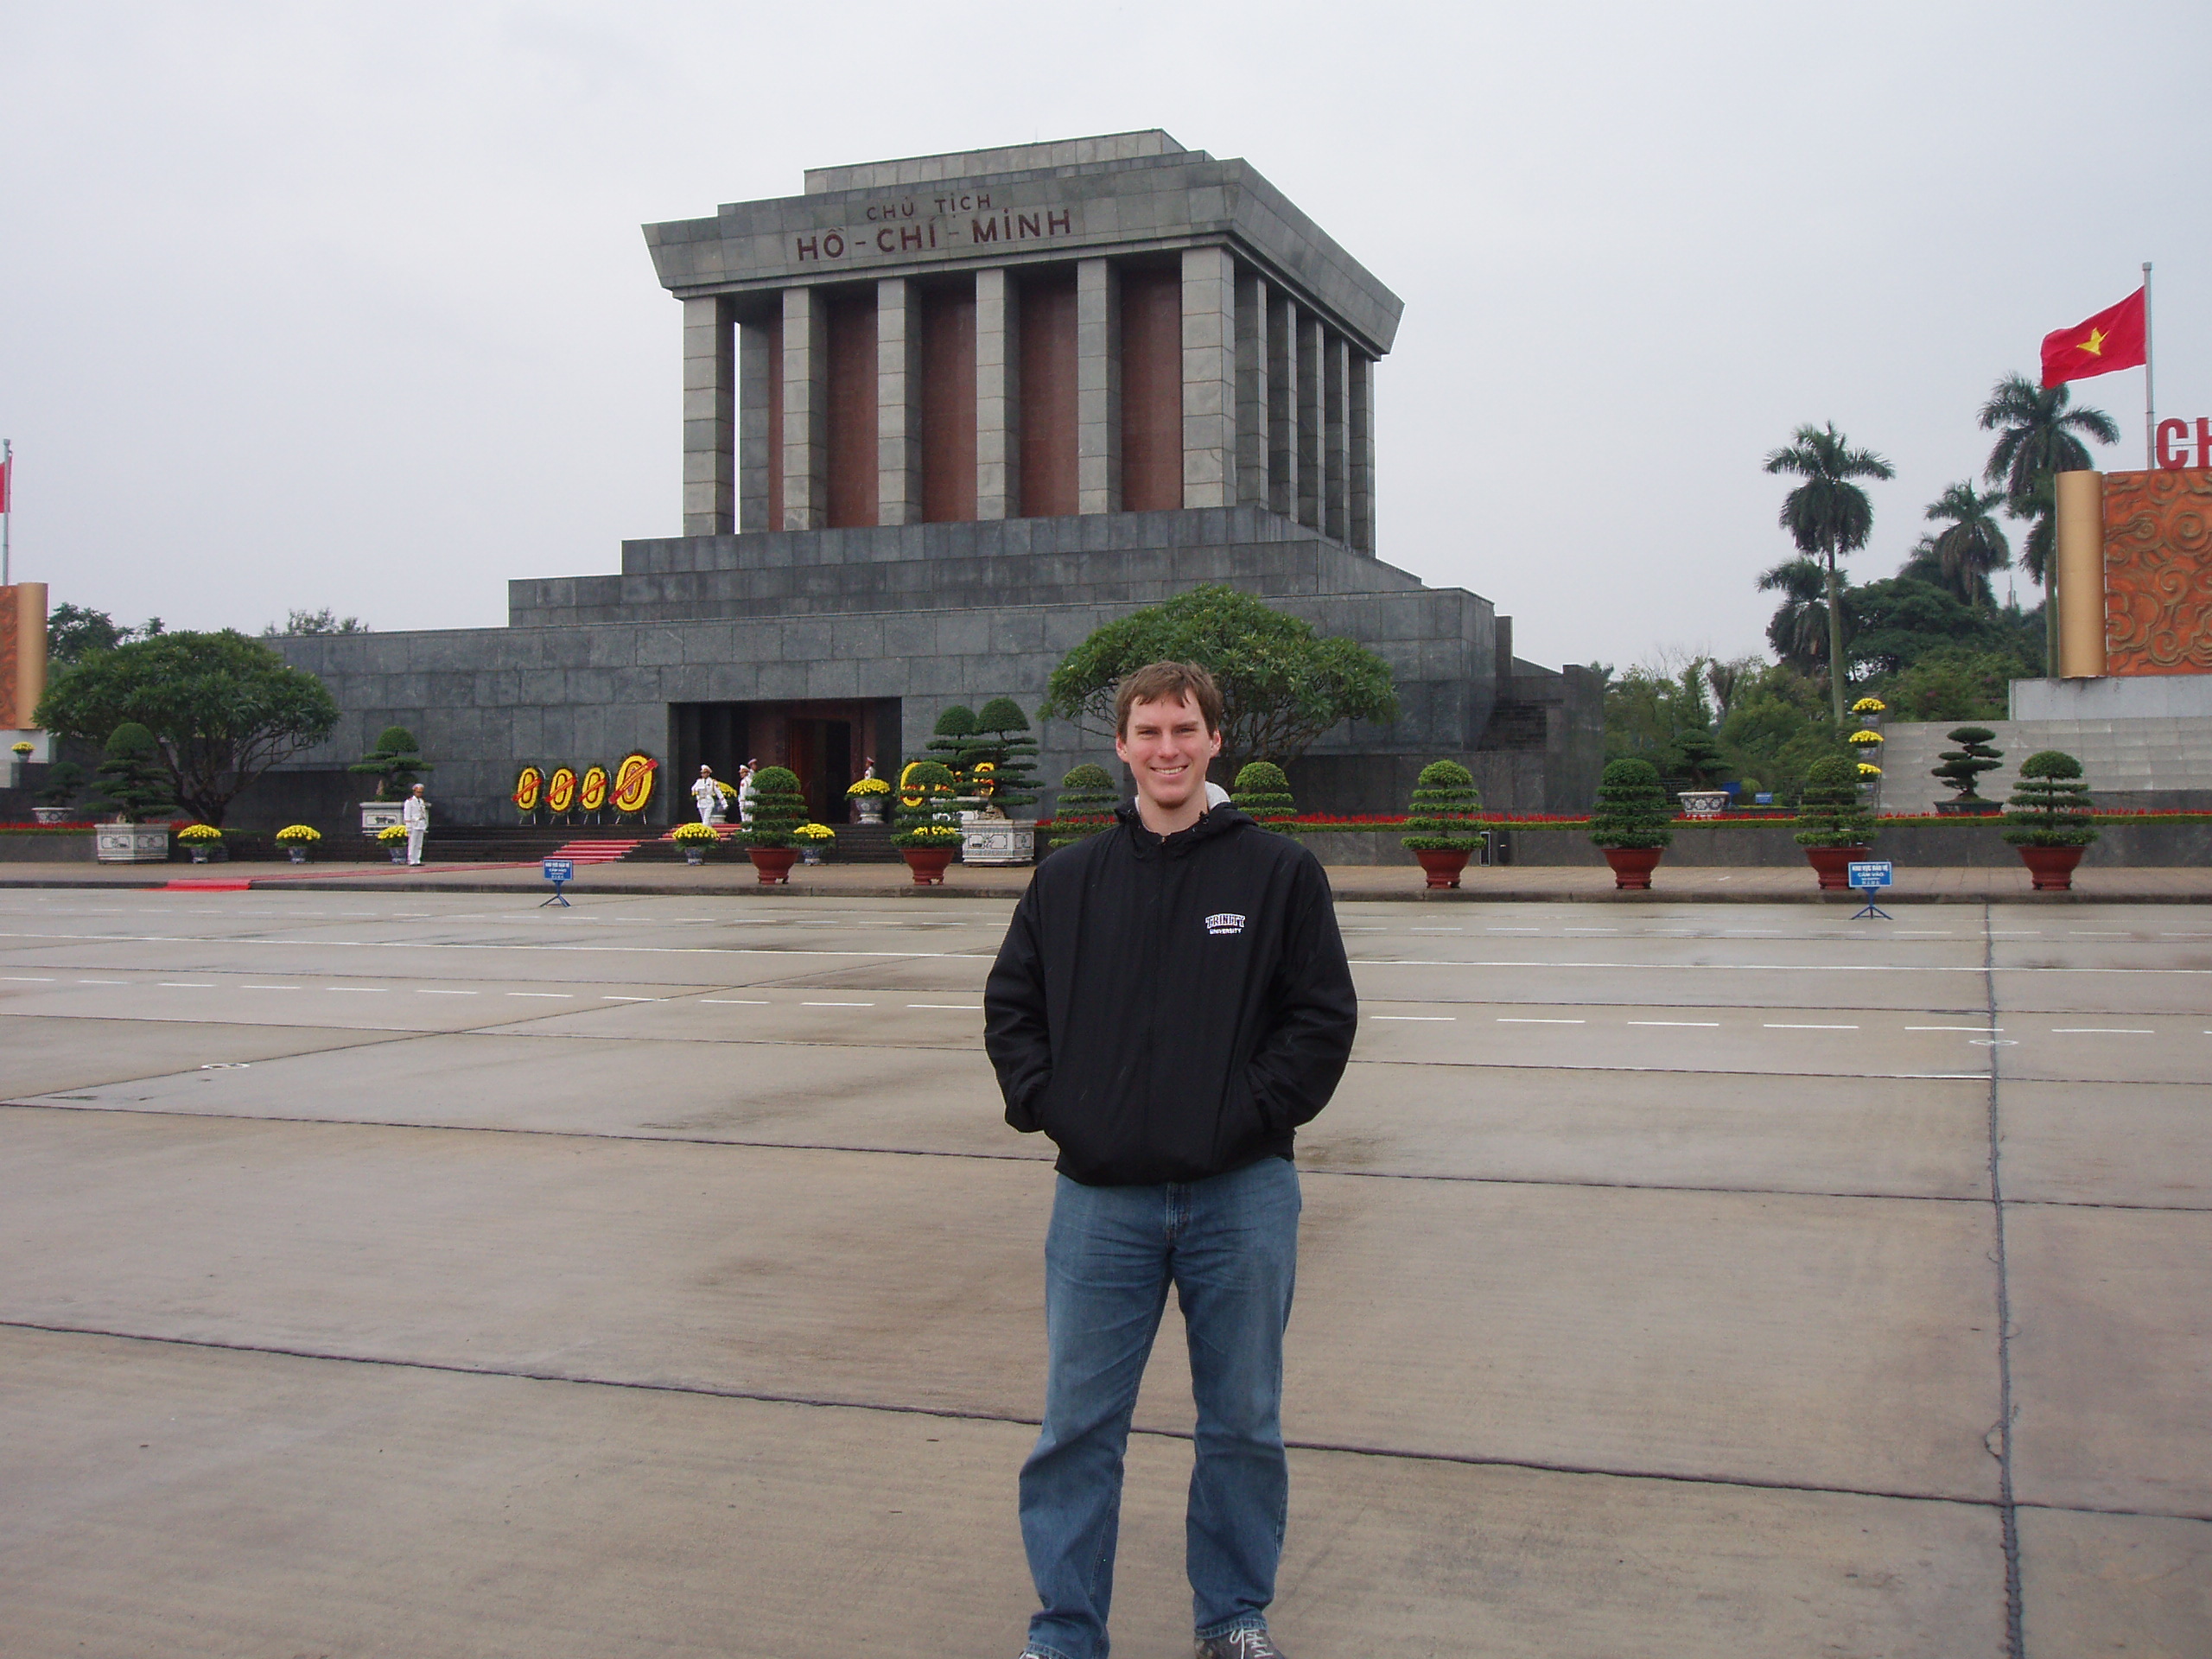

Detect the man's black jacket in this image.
[983,803,1358,1186]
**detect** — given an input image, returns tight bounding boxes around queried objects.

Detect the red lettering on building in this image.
[2158,418,2191,469]
[972,218,999,242]
[1047,209,1071,235]
[795,235,819,261]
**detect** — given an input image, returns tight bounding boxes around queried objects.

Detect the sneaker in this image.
[1196,1631,1286,1659]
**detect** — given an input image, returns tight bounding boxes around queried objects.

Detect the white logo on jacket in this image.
[1204,912,1247,936]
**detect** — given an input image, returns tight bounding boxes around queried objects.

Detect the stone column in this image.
[780,287,828,531]
[1348,351,1375,553]
[1294,310,1321,530]
[737,317,774,533]
[682,296,734,537]
[1076,257,1122,515]
[1180,245,1237,511]
[1323,331,1349,542]
[1267,291,1296,518]
[1234,271,1268,507]
[877,277,923,525]
[976,268,1020,519]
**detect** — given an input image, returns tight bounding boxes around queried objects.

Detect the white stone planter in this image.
[850,795,887,824]
[360,801,404,835]
[96,824,171,863]
[31,805,72,824]
[960,813,1036,866]
[1677,790,1731,818]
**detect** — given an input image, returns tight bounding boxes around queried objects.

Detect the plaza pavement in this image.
[0,887,2206,1656]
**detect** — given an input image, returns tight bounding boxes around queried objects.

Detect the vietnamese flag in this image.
[2041,288,2146,386]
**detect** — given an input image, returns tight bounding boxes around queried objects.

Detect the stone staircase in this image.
[1878,717,2212,812]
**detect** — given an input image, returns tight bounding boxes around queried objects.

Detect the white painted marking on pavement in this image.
[1764,1023,1859,1030]
[1628,1020,1720,1027]
[802,1001,875,1007]
[2050,1027,2153,1034]
[1497,1017,1584,1024]
[699,999,770,1005]
[908,1003,982,1010]
[1375,1015,1455,1021]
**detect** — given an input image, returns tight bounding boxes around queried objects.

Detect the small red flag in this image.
[0,456,10,514]
[2041,288,2146,386]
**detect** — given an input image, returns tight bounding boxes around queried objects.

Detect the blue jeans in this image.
[1020,1156,1301,1659]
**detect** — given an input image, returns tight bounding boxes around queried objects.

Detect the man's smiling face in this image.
[1116,691,1223,823]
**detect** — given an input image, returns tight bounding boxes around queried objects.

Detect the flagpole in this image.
[2,438,11,587]
[2142,262,2155,469]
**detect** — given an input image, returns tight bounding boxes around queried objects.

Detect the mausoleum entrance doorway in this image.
[669,698,899,823]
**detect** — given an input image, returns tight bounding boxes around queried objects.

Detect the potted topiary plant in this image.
[177,823,224,863]
[350,725,431,834]
[1672,725,1730,817]
[90,722,178,862]
[960,696,1043,865]
[1048,763,1120,848]
[670,820,720,865]
[275,824,321,864]
[737,765,807,884]
[893,760,963,883]
[794,822,836,865]
[32,759,85,824]
[2003,749,2097,891]
[1230,761,1297,830]
[845,773,892,824]
[1932,726,2005,817]
[1401,760,1484,888]
[1589,759,1673,888]
[1793,753,1878,889]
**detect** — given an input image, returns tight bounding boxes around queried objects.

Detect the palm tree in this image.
[1764,423,1895,724]
[1758,558,1830,674]
[1978,373,2119,672]
[1923,480,2011,613]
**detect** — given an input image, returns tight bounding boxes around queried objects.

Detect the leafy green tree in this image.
[1671,724,1726,790]
[1922,481,2012,613]
[88,722,177,823]
[1049,763,1120,848]
[264,608,367,637]
[1878,646,2029,722]
[1714,665,1845,806]
[35,630,340,825]
[47,603,162,667]
[926,705,977,772]
[1040,585,1399,774]
[1932,726,2004,802]
[348,725,431,800]
[1764,422,1897,726]
[963,697,1040,813]
[35,760,86,810]
[1758,558,1836,674]
[1230,760,1296,829]
[1978,373,2119,673]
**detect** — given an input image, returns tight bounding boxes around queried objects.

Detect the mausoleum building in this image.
[266,132,1601,826]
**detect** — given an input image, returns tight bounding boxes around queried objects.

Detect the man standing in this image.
[692,765,722,825]
[985,662,1357,1659]
[401,783,429,867]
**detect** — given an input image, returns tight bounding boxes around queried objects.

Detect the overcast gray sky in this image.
[3,1,2205,675]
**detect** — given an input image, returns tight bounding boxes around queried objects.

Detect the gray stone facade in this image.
[255,135,1601,831]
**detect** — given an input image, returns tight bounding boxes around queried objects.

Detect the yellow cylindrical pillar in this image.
[2053,470,2106,678]
[2,582,48,730]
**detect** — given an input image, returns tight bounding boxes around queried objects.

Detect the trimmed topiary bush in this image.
[925,705,977,772]
[36,759,85,810]
[1230,760,1296,829]
[1402,760,1484,852]
[740,766,808,849]
[1589,758,1674,849]
[1671,725,1725,791]
[2003,750,2098,847]
[90,722,176,823]
[1932,726,2004,802]
[1793,755,1878,848]
[893,760,963,849]
[348,725,430,800]
[1050,763,1120,848]
[964,696,1040,814]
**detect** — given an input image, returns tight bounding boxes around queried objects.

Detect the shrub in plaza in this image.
[1792,755,1878,848]
[37,760,86,810]
[2003,749,2097,844]
[349,725,431,800]
[1932,725,2004,803]
[1049,763,1120,848]
[926,705,978,774]
[964,696,1041,814]
[1402,760,1484,850]
[1670,723,1726,791]
[739,766,808,849]
[89,722,177,823]
[893,760,963,848]
[1230,761,1296,829]
[1589,757,1673,890]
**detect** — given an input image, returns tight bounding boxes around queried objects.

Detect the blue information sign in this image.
[542,859,575,882]
[1847,861,1893,889]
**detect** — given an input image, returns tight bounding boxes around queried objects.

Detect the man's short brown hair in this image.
[1113,661,1224,737]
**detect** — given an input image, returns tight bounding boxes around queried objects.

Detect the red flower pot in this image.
[1599,846,1662,890]
[901,847,956,886]
[1413,849,1471,890]
[2017,844,2086,892]
[747,846,799,886]
[1802,845,1869,891]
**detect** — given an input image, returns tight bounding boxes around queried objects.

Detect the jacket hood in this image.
[1116,801,1253,858]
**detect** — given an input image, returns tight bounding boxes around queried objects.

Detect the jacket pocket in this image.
[1210,1067,1270,1168]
